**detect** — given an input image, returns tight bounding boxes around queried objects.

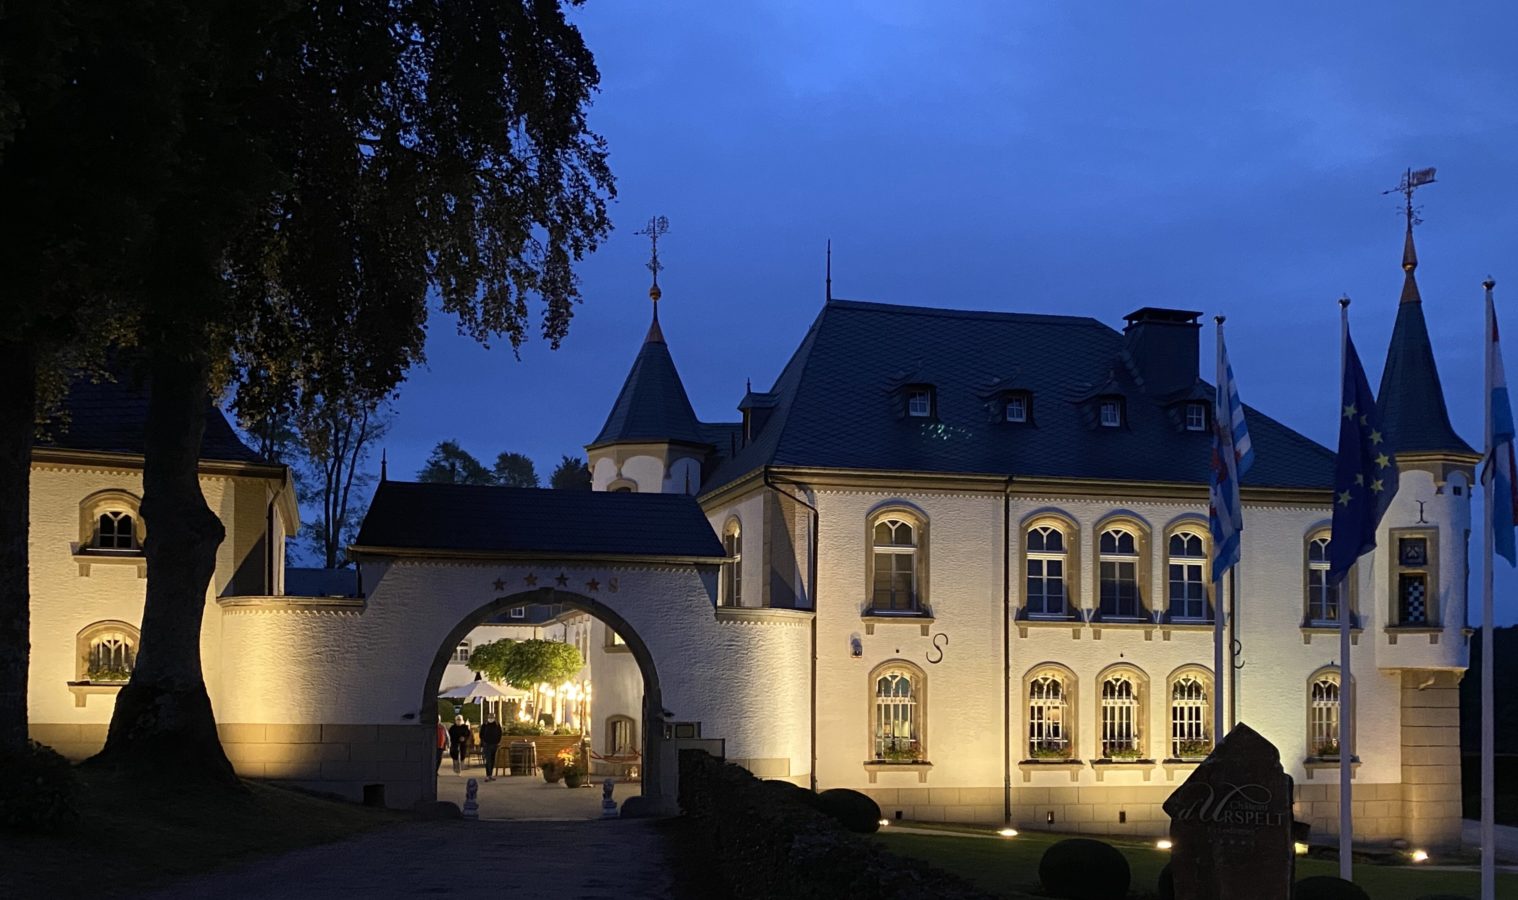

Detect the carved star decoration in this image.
[555,573,569,587]
[525,573,539,587]
[492,578,505,592]
[586,579,600,592]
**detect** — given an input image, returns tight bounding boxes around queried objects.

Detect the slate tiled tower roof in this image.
[589,309,710,450]
[38,373,266,464]
[1376,227,1477,458]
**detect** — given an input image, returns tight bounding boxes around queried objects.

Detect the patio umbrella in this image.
[439,676,511,703]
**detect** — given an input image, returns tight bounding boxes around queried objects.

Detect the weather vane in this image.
[1383,167,1437,230]
[635,215,670,301]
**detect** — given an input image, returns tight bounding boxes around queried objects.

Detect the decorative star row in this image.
[490,573,610,593]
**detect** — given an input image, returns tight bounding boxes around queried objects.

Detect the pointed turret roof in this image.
[589,305,708,449]
[1376,226,1476,458]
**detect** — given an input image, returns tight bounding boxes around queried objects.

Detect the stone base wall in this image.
[29,723,109,761]
[218,723,431,809]
[1400,670,1464,849]
[1292,782,1406,843]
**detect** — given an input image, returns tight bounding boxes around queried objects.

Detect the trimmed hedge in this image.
[1294,876,1370,900]
[817,788,881,834]
[0,741,79,833]
[1038,838,1130,900]
[677,750,994,900]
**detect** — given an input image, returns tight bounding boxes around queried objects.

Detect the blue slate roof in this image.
[702,299,1335,494]
[1375,231,1476,458]
[589,314,708,449]
[354,481,725,559]
[38,374,266,464]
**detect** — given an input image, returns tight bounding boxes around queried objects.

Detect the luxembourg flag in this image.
[1210,323,1254,576]
[1486,284,1517,566]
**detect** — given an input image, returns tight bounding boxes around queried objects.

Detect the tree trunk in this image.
[92,347,237,784]
[0,342,37,754]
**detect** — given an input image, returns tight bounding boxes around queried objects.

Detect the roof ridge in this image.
[826,297,1107,328]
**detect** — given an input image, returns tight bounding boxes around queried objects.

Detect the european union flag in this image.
[1329,329,1399,584]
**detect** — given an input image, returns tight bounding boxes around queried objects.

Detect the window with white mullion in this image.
[1026,525,1068,616]
[95,510,136,550]
[1098,528,1142,618]
[1100,675,1140,758]
[1169,675,1210,758]
[721,522,743,607]
[1306,536,1339,624]
[1166,531,1208,621]
[871,518,919,611]
[873,671,918,759]
[1028,675,1068,759]
[1310,676,1341,757]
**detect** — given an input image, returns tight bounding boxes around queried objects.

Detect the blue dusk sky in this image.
[374,2,1518,620]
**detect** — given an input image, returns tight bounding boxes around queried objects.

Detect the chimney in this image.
[1122,307,1202,396]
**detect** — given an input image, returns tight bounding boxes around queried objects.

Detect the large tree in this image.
[493,452,540,488]
[298,401,390,569]
[550,455,592,490]
[418,440,495,486]
[85,0,612,781]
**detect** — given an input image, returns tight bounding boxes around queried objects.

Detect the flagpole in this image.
[1338,296,1354,882]
[1481,278,1497,900]
[1213,316,1227,748]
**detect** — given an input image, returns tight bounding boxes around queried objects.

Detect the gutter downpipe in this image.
[764,468,820,792]
[1003,478,1014,825]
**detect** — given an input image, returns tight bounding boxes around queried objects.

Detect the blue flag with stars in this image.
[1329,329,1399,585]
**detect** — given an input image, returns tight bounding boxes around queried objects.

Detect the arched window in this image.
[1168,669,1212,759]
[872,663,923,762]
[1099,670,1143,758]
[1166,529,1208,621]
[606,715,636,755]
[1027,669,1072,760]
[1306,533,1339,624]
[1309,671,1342,759]
[78,489,144,553]
[1026,525,1068,616]
[1099,527,1143,618]
[721,519,742,607]
[76,621,139,683]
[870,514,922,612]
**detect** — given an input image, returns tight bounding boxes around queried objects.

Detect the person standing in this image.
[435,716,449,773]
[479,714,503,782]
[448,715,472,775]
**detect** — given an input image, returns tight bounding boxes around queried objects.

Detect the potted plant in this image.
[879,746,922,764]
[1314,740,1341,760]
[86,663,131,683]
[558,747,585,788]
[1174,739,1211,760]
[541,760,562,784]
[1029,742,1070,761]
[1105,746,1144,761]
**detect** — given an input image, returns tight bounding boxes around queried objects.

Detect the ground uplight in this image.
[1410,849,1429,863]
[1294,842,1309,856]
[1155,839,1173,850]
[877,819,890,828]
[997,827,1018,837]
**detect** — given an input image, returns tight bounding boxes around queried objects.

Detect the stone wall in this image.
[1400,669,1464,849]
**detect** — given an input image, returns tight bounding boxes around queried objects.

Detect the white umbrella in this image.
[439,677,511,702]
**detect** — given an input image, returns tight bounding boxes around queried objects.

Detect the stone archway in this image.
[420,587,666,804]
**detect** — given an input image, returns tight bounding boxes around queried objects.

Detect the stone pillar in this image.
[1400,669,1463,849]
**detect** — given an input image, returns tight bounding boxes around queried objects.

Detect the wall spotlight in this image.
[1046,811,1055,825]
[878,819,890,828]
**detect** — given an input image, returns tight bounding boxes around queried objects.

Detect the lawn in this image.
[1,770,406,897]
[878,827,1518,900]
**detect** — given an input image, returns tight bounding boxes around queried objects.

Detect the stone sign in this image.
[1162,723,1294,900]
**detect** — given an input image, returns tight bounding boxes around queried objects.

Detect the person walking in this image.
[448,715,472,775]
[435,716,449,773]
[479,714,503,782]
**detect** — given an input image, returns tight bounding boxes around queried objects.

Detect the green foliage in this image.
[504,720,546,737]
[85,664,132,684]
[0,742,79,833]
[878,746,922,763]
[1174,740,1211,759]
[1105,747,1144,761]
[1294,876,1371,900]
[471,639,582,691]
[816,788,881,834]
[1030,745,1071,761]
[493,452,539,488]
[1315,741,1341,758]
[417,440,495,485]
[1038,838,1131,900]
[550,455,592,490]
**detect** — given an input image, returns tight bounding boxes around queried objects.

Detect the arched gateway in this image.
[212,481,759,811]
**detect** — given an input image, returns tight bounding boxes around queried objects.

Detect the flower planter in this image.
[564,771,584,788]
[541,762,563,784]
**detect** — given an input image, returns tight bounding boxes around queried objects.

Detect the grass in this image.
[878,827,1518,900]
[1,769,406,897]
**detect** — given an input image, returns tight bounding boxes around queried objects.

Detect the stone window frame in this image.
[1300,525,1360,629]
[1305,665,1355,761]
[1387,525,1440,628]
[1161,516,1213,623]
[453,640,471,664]
[1094,662,1151,761]
[867,659,928,764]
[719,516,743,608]
[1165,665,1214,760]
[1018,510,1081,621]
[604,625,630,653]
[1022,662,1078,762]
[605,714,637,755]
[78,489,146,552]
[75,620,140,684]
[1093,513,1152,622]
[863,502,930,616]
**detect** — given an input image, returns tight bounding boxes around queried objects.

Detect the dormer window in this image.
[1099,399,1123,428]
[1004,392,1030,423]
[1185,402,1207,432]
[906,387,934,418]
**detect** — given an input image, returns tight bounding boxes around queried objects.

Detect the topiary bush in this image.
[761,779,820,809]
[816,788,881,834]
[1294,876,1370,900]
[1038,838,1131,900]
[0,741,79,833]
